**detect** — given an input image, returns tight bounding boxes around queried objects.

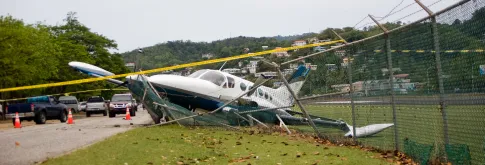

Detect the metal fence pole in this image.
[415,2,450,161]
[275,66,323,139]
[333,30,358,143]
[346,54,358,143]
[369,15,400,151]
[415,0,450,145]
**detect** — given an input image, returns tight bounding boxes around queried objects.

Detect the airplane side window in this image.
[264,92,268,99]
[240,83,247,91]
[200,71,225,86]
[258,88,263,97]
[227,76,235,88]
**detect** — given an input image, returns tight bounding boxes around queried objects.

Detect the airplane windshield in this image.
[188,69,208,78]
[199,71,226,86]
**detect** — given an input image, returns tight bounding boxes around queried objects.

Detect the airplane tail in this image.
[276,65,311,105]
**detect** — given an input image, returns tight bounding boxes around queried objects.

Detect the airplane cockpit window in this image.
[188,69,208,78]
[200,71,226,86]
[240,83,247,91]
[227,76,235,88]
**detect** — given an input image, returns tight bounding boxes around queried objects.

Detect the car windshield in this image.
[87,97,104,102]
[188,69,208,78]
[59,100,77,104]
[199,71,226,86]
[111,95,132,101]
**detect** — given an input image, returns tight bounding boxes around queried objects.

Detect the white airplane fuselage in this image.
[142,70,300,116]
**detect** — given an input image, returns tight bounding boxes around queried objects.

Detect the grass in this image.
[292,104,485,164]
[42,125,393,165]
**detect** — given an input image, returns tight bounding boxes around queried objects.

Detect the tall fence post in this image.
[274,65,323,139]
[369,15,400,151]
[415,0,450,160]
[332,31,357,143]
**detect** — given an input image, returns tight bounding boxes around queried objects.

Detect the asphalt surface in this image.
[0,108,153,165]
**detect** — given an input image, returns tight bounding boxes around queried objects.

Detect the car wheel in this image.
[35,111,46,124]
[109,112,115,118]
[60,110,67,123]
[86,112,91,117]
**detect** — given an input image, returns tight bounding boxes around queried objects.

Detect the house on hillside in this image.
[271,47,290,58]
[292,40,307,47]
[222,68,241,74]
[202,53,214,59]
[314,46,326,52]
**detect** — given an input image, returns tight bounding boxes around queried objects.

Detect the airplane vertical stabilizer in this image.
[276,65,311,106]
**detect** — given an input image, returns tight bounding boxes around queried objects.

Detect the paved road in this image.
[0,109,153,165]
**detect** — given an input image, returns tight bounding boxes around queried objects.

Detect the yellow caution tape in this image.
[0,40,344,93]
[402,50,411,52]
[0,88,128,102]
[416,50,425,53]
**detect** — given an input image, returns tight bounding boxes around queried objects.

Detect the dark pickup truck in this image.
[5,96,68,125]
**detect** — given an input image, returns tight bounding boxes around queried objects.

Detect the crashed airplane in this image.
[68,61,393,138]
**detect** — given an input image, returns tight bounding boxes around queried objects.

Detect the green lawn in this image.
[42,125,393,165]
[293,104,485,164]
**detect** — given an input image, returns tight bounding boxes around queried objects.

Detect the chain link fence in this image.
[124,0,484,164]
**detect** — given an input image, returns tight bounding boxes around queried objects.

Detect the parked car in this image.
[5,96,68,125]
[85,96,107,117]
[108,94,136,118]
[58,96,80,113]
[79,101,87,111]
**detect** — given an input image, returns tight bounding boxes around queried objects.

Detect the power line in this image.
[352,15,370,29]
[375,0,406,20]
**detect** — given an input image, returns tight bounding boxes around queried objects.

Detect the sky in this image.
[0,0,459,53]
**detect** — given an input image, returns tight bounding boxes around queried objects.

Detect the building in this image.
[314,46,326,52]
[271,47,290,58]
[326,64,337,71]
[254,72,278,78]
[381,68,402,76]
[308,37,319,43]
[222,68,241,74]
[335,50,346,57]
[310,65,318,71]
[283,69,294,76]
[246,60,259,74]
[202,53,214,59]
[292,40,307,46]
[331,74,415,95]
[341,57,354,67]
[289,63,299,70]
[125,63,135,68]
